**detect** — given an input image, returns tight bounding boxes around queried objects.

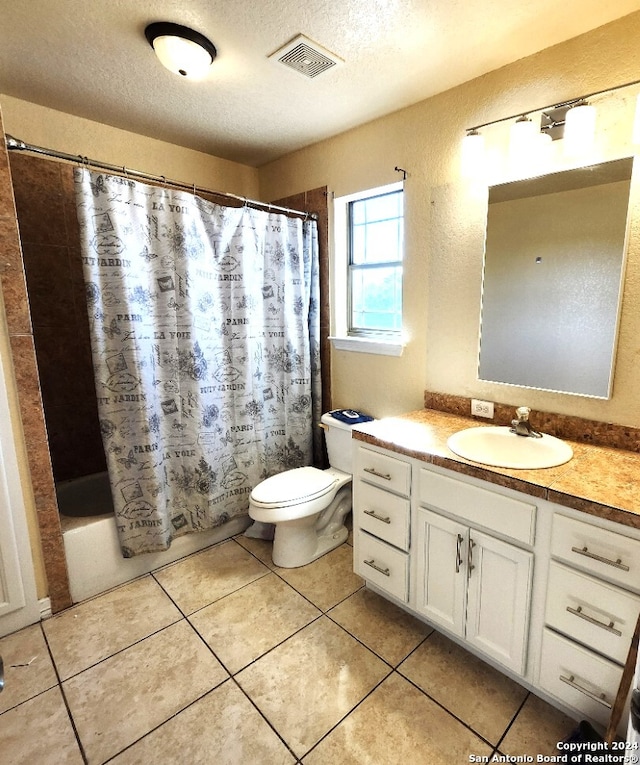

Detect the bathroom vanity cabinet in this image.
[414,471,534,675]
[352,435,640,734]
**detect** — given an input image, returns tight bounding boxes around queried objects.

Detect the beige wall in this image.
[0,95,260,199]
[259,12,640,427]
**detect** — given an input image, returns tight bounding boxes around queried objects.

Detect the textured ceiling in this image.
[1,0,639,166]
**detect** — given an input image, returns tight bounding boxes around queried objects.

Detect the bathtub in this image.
[57,472,251,603]
[56,471,114,517]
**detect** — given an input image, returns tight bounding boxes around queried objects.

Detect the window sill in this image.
[329,336,405,357]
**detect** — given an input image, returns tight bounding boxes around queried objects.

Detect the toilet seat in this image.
[250,466,338,509]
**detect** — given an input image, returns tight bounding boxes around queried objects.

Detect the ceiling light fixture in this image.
[145,22,217,80]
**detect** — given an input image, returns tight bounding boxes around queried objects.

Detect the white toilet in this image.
[248,412,357,568]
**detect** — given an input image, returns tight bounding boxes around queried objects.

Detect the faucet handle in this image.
[515,406,531,421]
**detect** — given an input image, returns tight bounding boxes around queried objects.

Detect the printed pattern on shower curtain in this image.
[74,169,321,557]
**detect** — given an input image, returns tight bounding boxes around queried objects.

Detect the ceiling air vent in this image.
[269,34,342,79]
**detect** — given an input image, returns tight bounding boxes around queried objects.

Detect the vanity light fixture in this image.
[145,22,217,80]
[462,75,640,176]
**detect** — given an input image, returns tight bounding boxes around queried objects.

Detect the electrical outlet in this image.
[471,399,494,418]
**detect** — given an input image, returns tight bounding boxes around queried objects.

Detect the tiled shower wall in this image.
[9,153,106,482]
[0,119,72,612]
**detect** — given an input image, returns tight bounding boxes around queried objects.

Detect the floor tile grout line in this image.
[163,567,273,620]
[394,665,502,751]
[228,674,301,762]
[224,611,327,676]
[39,622,89,764]
[99,678,235,764]
[493,689,532,753]
[185,609,248,676]
[267,570,364,614]
[321,608,420,671]
[149,535,238,576]
[47,616,186,684]
[297,667,395,761]
[234,537,364,615]
[47,571,156,617]
[0,626,71,718]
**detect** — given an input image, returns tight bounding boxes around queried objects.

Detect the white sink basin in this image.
[446,426,573,470]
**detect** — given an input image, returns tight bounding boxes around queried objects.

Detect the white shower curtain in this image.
[74,169,321,557]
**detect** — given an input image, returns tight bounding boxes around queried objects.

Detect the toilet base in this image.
[272,522,349,568]
[272,485,352,568]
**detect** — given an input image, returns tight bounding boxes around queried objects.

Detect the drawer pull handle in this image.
[571,546,630,572]
[559,674,612,709]
[455,533,464,574]
[363,509,391,524]
[363,467,392,481]
[566,605,623,637]
[364,558,390,577]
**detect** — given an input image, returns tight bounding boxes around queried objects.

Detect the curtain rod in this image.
[4,135,317,221]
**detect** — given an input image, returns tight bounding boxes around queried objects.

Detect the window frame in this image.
[347,187,404,338]
[330,181,405,357]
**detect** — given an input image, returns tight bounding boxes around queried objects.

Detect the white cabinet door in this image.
[466,529,533,675]
[415,508,467,636]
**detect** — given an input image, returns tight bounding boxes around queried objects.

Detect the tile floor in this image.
[0,529,577,764]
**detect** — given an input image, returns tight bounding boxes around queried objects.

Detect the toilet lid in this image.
[250,466,338,508]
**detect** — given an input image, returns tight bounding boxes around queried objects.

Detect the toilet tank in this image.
[320,412,358,474]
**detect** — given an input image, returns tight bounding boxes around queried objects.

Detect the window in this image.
[331,182,405,356]
[348,187,403,336]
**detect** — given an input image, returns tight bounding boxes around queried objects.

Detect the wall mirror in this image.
[478,157,633,398]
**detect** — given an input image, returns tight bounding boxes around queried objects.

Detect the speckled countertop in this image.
[352,410,640,530]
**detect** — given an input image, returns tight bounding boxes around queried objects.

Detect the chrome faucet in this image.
[510,407,542,438]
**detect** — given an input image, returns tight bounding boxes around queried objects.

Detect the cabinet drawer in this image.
[355,530,409,603]
[551,514,640,593]
[546,562,640,664]
[538,628,624,731]
[356,447,411,497]
[356,481,410,551]
[418,468,536,545]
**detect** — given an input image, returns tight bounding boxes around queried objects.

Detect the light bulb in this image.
[564,101,596,156]
[509,116,537,170]
[461,130,485,178]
